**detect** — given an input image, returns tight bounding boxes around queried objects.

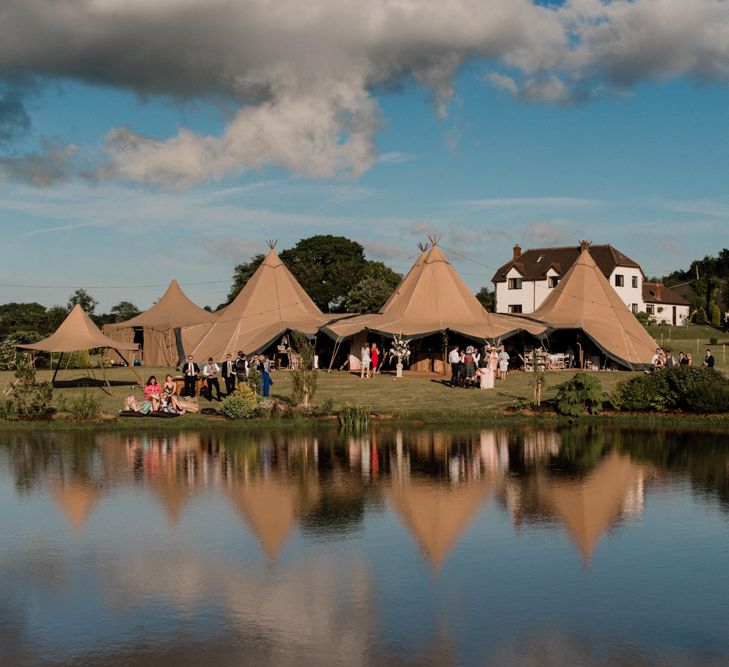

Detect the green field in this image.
[3,324,727,426]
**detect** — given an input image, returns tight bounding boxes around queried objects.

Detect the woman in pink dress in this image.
[370,343,379,376]
[486,347,498,389]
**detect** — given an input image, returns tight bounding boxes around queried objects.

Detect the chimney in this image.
[579,239,591,252]
[513,244,522,259]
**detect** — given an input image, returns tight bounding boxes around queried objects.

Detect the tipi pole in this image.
[51,352,63,387]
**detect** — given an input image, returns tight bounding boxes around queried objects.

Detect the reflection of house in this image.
[389,479,490,570]
[539,451,645,561]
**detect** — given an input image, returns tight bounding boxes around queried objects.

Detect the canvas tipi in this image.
[180,244,329,360]
[528,243,658,369]
[103,279,212,366]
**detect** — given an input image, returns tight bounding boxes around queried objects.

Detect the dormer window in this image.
[548,276,560,288]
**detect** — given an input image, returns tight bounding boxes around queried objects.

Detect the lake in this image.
[1,424,729,666]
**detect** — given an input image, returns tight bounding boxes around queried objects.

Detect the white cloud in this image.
[0,1,727,186]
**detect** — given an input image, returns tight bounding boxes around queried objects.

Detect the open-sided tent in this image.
[180,245,329,360]
[18,305,139,390]
[323,242,546,370]
[103,279,212,366]
[527,244,658,369]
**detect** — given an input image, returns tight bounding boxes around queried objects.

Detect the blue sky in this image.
[0,1,728,311]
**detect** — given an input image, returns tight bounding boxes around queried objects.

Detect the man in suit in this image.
[234,350,248,384]
[182,355,199,397]
[221,353,236,395]
[203,357,222,401]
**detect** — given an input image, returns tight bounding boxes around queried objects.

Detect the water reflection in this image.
[2,425,729,665]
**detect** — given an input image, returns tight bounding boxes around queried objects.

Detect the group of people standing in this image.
[651,347,715,371]
[360,342,381,379]
[182,351,274,399]
[449,344,509,389]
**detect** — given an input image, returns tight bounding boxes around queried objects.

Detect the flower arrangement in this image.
[389,333,411,363]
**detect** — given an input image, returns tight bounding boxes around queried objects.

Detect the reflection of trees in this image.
[548,425,608,476]
[615,427,729,513]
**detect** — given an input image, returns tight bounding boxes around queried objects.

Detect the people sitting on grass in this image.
[144,376,162,411]
[162,375,184,413]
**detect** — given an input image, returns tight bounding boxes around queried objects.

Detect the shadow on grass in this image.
[53,378,138,389]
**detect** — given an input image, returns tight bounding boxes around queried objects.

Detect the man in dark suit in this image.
[221,353,236,395]
[182,355,199,396]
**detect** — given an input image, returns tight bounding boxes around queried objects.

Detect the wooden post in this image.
[696,339,699,356]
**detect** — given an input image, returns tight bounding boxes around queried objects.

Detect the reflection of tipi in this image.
[228,478,320,562]
[182,245,329,359]
[325,243,546,342]
[104,279,212,365]
[529,244,657,369]
[389,480,490,570]
[54,482,101,531]
[150,478,191,525]
[540,451,645,561]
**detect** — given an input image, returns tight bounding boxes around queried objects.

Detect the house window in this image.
[508,305,522,314]
[646,304,655,315]
[508,278,523,290]
[614,274,624,287]
[631,304,638,314]
[631,275,638,288]
[548,276,560,288]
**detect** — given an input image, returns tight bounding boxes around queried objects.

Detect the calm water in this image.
[1,425,729,667]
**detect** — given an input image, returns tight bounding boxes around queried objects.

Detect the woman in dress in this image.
[144,376,162,412]
[476,357,490,389]
[361,344,371,379]
[162,375,184,413]
[497,345,510,381]
[484,347,497,389]
[370,343,379,376]
[261,356,273,396]
[462,346,477,384]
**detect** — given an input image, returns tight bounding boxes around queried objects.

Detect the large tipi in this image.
[528,243,658,369]
[180,244,329,360]
[323,242,546,367]
[103,279,212,366]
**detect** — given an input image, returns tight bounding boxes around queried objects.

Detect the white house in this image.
[491,242,687,322]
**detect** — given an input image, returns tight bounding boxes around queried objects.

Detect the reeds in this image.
[337,403,371,429]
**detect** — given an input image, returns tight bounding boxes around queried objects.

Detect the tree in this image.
[67,289,98,314]
[110,301,141,323]
[280,236,368,312]
[344,261,402,313]
[227,253,265,303]
[45,305,68,333]
[475,286,495,311]
[0,302,49,339]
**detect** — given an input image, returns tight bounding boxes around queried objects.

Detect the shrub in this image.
[66,350,90,369]
[66,392,102,421]
[220,383,257,419]
[709,337,718,346]
[5,354,53,420]
[711,303,722,327]
[246,366,262,394]
[554,372,605,417]
[0,336,18,370]
[290,332,318,406]
[612,366,729,413]
[693,307,708,325]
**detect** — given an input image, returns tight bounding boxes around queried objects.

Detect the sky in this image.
[0,0,728,312]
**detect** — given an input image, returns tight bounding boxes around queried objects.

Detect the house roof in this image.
[642,282,691,306]
[492,244,642,283]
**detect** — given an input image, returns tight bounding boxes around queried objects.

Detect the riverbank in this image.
[3,365,729,431]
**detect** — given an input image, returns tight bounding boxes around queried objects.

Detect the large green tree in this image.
[475,286,495,311]
[280,235,368,312]
[343,261,402,313]
[67,288,98,314]
[110,301,141,323]
[0,302,49,339]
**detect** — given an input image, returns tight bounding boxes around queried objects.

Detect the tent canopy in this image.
[181,247,329,359]
[18,305,138,353]
[324,244,546,342]
[527,246,657,369]
[104,279,212,332]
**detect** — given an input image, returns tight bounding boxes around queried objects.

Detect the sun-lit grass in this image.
[2,324,727,425]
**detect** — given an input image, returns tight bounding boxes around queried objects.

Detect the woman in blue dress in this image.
[261,356,273,396]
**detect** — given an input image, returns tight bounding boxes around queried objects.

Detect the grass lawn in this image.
[2,323,727,427]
